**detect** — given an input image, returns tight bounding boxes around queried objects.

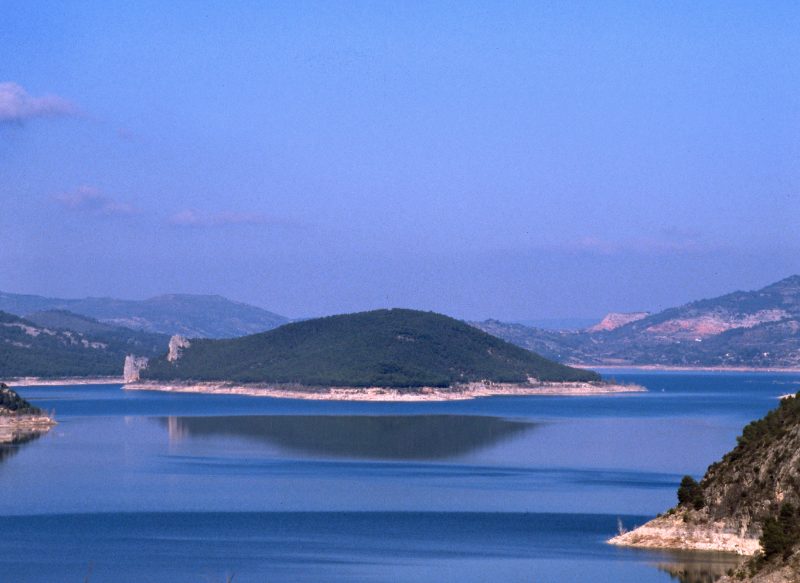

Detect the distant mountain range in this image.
[0,291,289,338]
[139,309,599,387]
[3,275,800,379]
[472,275,800,368]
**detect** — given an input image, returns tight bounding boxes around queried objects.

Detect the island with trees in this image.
[126,309,641,401]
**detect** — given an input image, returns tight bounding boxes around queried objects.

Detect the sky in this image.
[1,1,798,321]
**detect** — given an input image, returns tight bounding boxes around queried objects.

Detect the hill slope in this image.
[140,309,599,387]
[0,310,167,377]
[473,275,800,368]
[0,291,289,338]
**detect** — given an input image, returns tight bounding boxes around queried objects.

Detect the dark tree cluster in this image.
[677,475,705,510]
[760,503,800,560]
[0,383,42,416]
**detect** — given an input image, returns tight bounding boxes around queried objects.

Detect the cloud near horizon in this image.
[0,82,77,124]
[555,234,717,256]
[168,209,272,227]
[53,185,137,216]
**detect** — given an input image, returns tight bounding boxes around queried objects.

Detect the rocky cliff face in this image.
[701,399,800,535]
[123,355,149,383]
[167,335,190,362]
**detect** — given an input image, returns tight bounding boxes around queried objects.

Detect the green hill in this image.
[140,309,599,387]
[0,310,167,378]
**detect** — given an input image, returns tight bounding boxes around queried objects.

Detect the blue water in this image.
[1,372,797,582]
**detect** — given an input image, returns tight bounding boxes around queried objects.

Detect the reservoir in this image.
[2,372,796,582]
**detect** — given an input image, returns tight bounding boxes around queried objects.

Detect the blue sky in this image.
[1,1,798,320]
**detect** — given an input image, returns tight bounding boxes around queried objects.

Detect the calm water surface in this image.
[1,372,797,582]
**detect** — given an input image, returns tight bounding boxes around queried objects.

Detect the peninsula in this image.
[124,309,641,401]
[609,392,800,582]
[0,383,56,444]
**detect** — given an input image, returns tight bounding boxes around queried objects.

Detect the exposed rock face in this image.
[644,309,790,339]
[587,312,650,332]
[472,275,800,368]
[697,400,800,542]
[123,355,149,383]
[167,335,190,362]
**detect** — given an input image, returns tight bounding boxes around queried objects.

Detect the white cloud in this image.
[53,186,137,216]
[169,209,270,227]
[0,82,77,123]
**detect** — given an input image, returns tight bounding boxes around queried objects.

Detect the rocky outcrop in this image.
[167,335,190,362]
[0,383,56,443]
[719,556,800,583]
[587,312,650,332]
[610,511,759,555]
[123,355,149,383]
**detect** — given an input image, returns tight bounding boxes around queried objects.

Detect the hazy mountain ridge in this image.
[472,275,800,368]
[0,291,289,338]
[139,309,600,387]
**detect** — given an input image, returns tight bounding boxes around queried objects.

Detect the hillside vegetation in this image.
[0,310,167,377]
[141,309,600,387]
[0,383,42,416]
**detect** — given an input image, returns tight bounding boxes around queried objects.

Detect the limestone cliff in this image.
[167,335,190,362]
[123,355,149,383]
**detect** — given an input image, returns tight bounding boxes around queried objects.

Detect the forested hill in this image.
[140,309,600,387]
[0,310,167,378]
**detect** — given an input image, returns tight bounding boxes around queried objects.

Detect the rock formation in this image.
[167,335,191,362]
[123,355,149,383]
[587,311,650,332]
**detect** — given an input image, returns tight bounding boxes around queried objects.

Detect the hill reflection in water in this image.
[162,415,536,461]
[655,551,742,583]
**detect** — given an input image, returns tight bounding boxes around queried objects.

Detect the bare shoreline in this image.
[124,380,645,402]
[582,364,800,374]
[608,513,760,556]
[0,414,57,444]
[5,377,124,386]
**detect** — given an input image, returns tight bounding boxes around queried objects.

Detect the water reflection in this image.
[162,415,535,460]
[0,428,46,464]
[655,551,743,582]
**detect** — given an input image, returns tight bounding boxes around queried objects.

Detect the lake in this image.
[2,372,798,582]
